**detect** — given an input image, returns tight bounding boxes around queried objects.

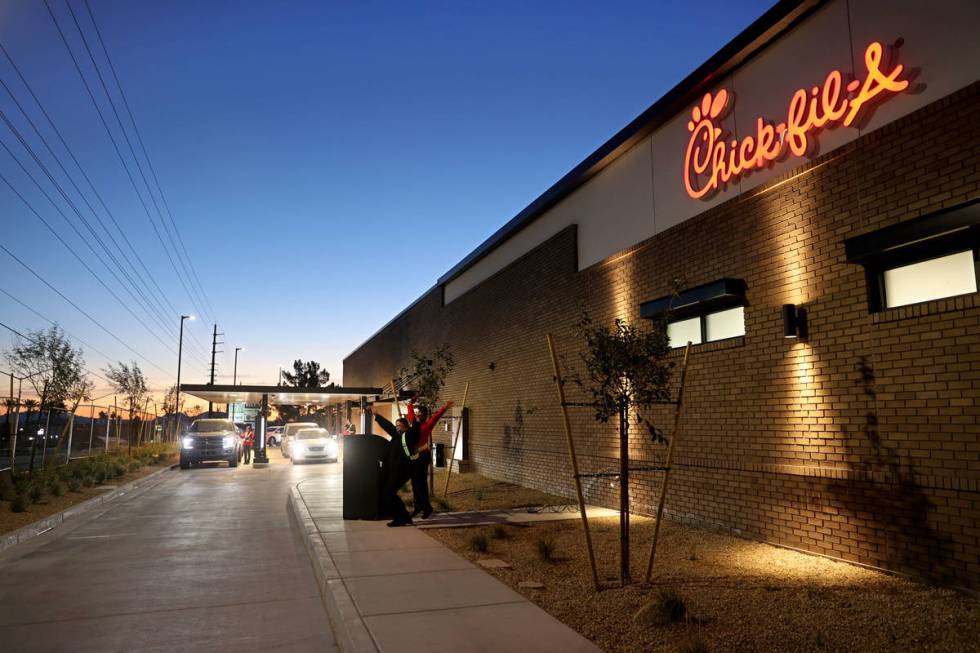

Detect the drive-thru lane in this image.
[0,450,338,652]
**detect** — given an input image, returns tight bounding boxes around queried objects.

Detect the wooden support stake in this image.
[442,382,469,498]
[391,378,403,419]
[547,334,601,592]
[645,341,692,583]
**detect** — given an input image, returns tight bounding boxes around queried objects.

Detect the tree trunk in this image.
[128,401,134,456]
[28,386,48,478]
[619,397,630,586]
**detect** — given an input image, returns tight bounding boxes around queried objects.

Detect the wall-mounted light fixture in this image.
[782,304,808,340]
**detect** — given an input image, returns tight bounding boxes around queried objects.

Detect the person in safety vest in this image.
[373,413,417,527]
[407,399,453,519]
[242,425,255,464]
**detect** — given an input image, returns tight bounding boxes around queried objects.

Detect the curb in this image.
[287,487,378,653]
[0,463,178,555]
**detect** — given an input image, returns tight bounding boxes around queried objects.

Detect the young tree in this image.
[398,345,455,411]
[280,359,334,418]
[281,359,332,388]
[104,361,148,455]
[5,326,86,474]
[576,313,673,585]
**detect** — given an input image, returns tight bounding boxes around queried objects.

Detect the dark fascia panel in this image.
[844,198,980,263]
[640,278,748,321]
[437,0,820,287]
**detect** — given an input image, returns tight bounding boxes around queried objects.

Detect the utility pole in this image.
[208,323,224,417]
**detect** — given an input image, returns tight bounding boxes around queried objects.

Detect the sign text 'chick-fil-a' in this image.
[683,41,911,200]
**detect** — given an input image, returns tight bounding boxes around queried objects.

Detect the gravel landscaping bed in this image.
[427,515,980,653]
[401,468,569,513]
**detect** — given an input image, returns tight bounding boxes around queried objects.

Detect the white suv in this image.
[281,422,318,459]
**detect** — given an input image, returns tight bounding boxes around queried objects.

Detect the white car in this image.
[289,428,338,464]
[265,426,284,447]
[280,422,318,459]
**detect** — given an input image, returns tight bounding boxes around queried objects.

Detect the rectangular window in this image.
[705,306,745,341]
[667,307,745,348]
[667,317,702,347]
[883,250,977,309]
[845,200,980,312]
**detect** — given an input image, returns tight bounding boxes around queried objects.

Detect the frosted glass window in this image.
[705,306,745,341]
[667,317,702,348]
[883,250,977,309]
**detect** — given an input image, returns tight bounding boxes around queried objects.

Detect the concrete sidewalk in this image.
[290,476,601,653]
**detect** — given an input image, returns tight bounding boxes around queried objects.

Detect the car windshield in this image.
[191,419,235,433]
[297,429,328,440]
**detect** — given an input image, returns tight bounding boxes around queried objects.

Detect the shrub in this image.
[433,496,454,511]
[11,493,29,512]
[14,475,31,496]
[82,475,96,488]
[128,461,141,472]
[535,537,555,562]
[468,533,489,553]
[67,478,82,493]
[51,481,66,497]
[654,589,687,626]
[28,482,44,504]
[0,474,15,501]
[490,524,509,540]
[113,463,126,478]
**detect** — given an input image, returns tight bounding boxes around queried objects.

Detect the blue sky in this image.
[0,0,774,402]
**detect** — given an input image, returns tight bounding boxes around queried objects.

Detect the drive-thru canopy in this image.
[179,383,385,464]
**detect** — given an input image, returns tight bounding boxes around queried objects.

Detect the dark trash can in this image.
[434,442,446,468]
[342,434,389,520]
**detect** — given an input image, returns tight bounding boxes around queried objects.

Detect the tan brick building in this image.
[344,0,980,590]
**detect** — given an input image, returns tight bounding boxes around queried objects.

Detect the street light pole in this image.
[233,347,243,385]
[175,315,193,441]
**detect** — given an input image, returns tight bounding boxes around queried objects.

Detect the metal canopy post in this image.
[253,393,270,465]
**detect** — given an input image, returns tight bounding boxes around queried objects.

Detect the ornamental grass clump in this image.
[634,588,688,628]
[536,537,556,562]
[67,477,81,493]
[491,524,510,540]
[10,493,29,513]
[468,533,490,553]
[28,482,44,504]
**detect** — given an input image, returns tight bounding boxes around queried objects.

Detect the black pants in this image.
[243,445,252,464]
[410,451,432,513]
[383,459,412,523]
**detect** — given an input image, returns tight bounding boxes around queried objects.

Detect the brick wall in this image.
[344,83,980,589]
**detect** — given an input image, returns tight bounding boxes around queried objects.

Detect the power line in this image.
[0,243,172,376]
[0,112,180,350]
[41,0,210,326]
[1,285,118,364]
[82,0,219,325]
[0,318,114,387]
[62,0,216,326]
[0,40,189,328]
[0,138,182,357]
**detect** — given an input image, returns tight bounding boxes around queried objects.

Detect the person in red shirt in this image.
[407,398,453,519]
[242,425,255,464]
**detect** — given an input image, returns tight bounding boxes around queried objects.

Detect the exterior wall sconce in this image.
[782,304,808,339]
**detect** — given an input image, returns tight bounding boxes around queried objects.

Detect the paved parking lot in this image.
[0,449,339,652]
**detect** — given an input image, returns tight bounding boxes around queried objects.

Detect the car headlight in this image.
[182,437,194,449]
[326,440,338,456]
[223,436,235,448]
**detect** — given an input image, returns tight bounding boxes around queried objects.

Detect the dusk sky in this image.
[0,0,774,402]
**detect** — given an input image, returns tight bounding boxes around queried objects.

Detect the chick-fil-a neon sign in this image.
[683,41,910,199]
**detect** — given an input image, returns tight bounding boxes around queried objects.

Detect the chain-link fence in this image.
[1,401,173,474]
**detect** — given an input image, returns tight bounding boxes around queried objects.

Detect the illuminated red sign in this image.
[683,41,910,199]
